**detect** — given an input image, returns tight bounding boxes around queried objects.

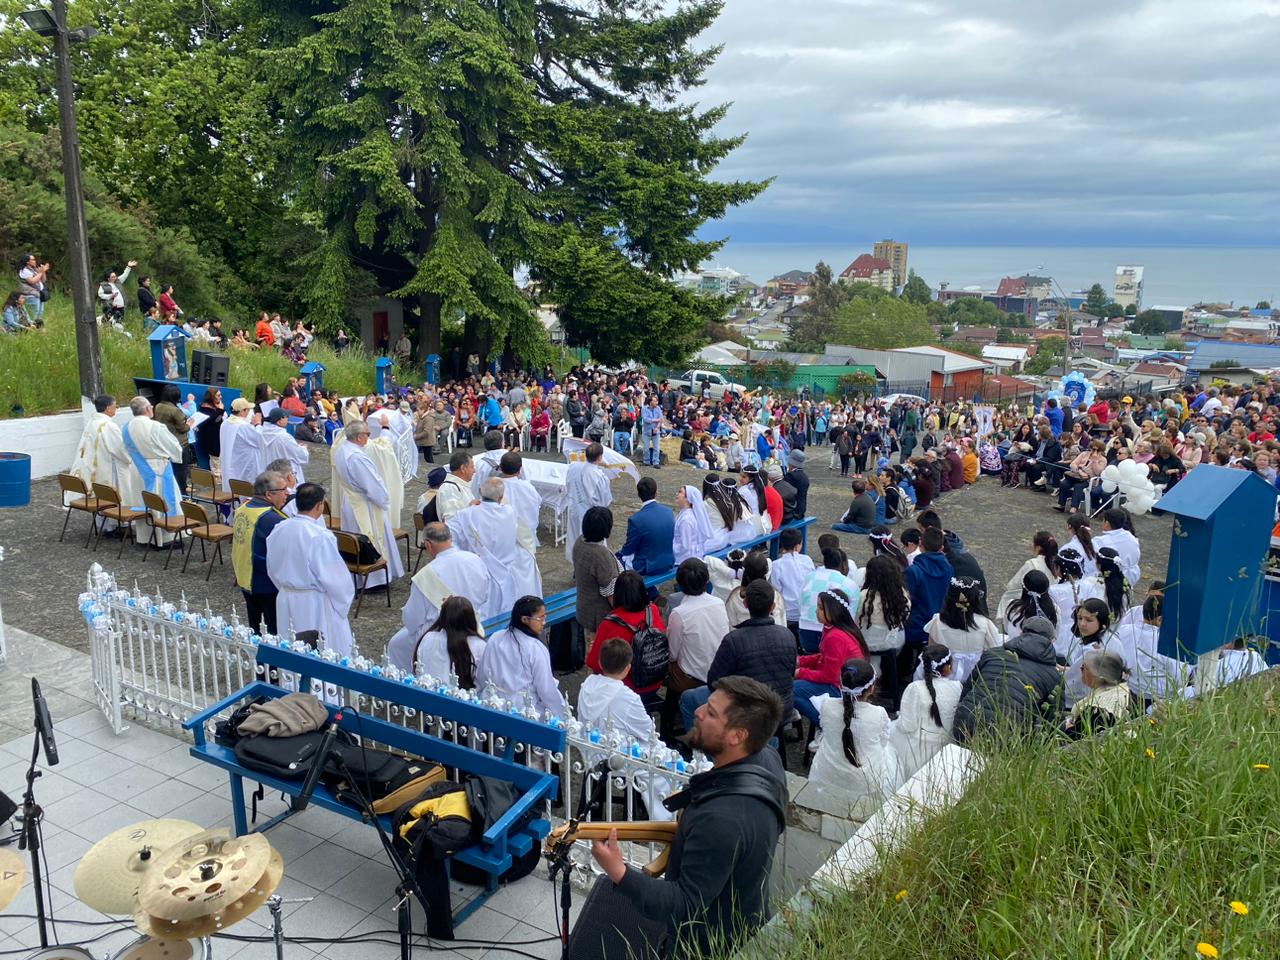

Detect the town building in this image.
[996,275,1053,300]
[839,254,894,291]
[1114,265,1145,309]
[873,239,909,289]
[981,343,1032,373]
[675,266,756,297]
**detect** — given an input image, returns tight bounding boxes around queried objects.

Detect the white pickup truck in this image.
[669,369,747,400]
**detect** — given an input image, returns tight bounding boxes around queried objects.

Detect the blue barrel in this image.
[0,452,32,507]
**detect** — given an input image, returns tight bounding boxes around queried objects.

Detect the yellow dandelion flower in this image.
[1230,900,1248,916]
[1145,748,1156,759]
[1196,943,1219,958]
[1253,763,1270,771]
[1148,717,1157,726]
[894,889,908,903]
[1023,684,1035,693]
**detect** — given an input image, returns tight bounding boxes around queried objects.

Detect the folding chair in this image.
[180,500,234,581]
[140,490,200,568]
[334,530,390,618]
[58,473,103,547]
[91,483,148,559]
[410,512,428,573]
[228,478,255,508]
[189,466,235,517]
[322,499,343,532]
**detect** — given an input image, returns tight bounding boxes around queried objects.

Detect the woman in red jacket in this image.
[793,588,868,724]
[586,571,667,698]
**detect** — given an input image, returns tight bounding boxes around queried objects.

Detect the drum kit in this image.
[0,819,294,960]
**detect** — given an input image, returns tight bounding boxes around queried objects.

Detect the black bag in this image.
[451,775,540,887]
[214,696,267,749]
[550,620,585,673]
[603,609,670,689]
[391,781,475,863]
[39,286,49,302]
[234,730,335,780]
[337,531,382,565]
[323,743,434,805]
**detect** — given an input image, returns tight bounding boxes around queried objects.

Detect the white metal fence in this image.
[81,564,704,865]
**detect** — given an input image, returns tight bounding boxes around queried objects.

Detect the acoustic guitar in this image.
[543,819,679,877]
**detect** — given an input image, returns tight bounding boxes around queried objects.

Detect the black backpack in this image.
[233,728,354,780]
[603,608,670,689]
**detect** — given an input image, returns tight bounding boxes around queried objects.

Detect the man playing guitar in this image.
[589,676,788,959]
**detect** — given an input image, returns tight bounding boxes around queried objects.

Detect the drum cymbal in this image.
[73,819,203,916]
[0,848,26,912]
[136,829,275,924]
[134,848,283,940]
[110,935,205,960]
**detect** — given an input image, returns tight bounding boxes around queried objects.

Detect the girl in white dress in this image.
[700,474,739,553]
[1065,513,1099,579]
[807,658,901,816]
[672,484,713,565]
[410,596,487,689]
[1048,548,1103,661]
[1002,569,1058,636]
[1063,597,1116,706]
[891,643,963,780]
[923,578,1001,683]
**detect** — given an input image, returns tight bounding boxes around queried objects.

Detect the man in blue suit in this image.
[619,476,675,574]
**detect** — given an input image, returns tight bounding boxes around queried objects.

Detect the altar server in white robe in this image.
[431,450,476,524]
[387,522,491,671]
[497,451,543,549]
[564,442,612,561]
[220,398,265,491]
[121,397,183,539]
[260,407,310,483]
[71,394,138,511]
[331,420,405,588]
[477,595,567,718]
[470,430,507,498]
[448,478,543,615]
[265,483,355,657]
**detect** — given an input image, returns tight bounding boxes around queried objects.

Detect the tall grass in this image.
[778,679,1279,960]
[0,297,417,416]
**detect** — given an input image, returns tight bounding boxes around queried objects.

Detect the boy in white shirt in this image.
[576,639,674,819]
[770,527,816,646]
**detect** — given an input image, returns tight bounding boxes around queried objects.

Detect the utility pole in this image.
[45,0,102,400]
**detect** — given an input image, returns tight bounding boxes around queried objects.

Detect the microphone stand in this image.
[545,819,578,960]
[19,732,49,947]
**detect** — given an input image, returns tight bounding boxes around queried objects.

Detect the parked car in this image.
[877,393,929,407]
[669,369,748,401]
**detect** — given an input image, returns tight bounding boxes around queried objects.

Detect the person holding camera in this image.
[17,254,50,326]
[97,260,139,325]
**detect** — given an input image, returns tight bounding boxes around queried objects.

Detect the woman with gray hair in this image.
[1063,649,1132,739]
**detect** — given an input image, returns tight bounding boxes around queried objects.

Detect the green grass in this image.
[777,678,1279,960]
[0,297,417,416]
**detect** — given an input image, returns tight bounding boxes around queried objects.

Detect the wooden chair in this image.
[322,499,342,532]
[228,478,255,507]
[58,473,104,547]
[180,500,235,581]
[140,490,201,568]
[410,512,429,573]
[189,466,236,515]
[334,530,390,618]
[393,524,411,570]
[91,483,148,559]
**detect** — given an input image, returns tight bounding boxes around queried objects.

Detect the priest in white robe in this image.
[497,452,543,549]
[71,394,138,511]
[387,522,492,672]
[448,478,543,617]
[220,398,265,491]
[331,420,405,588]
[121,397,183,541]
[564,442,612,561]
[265,483,356,657]
[433,450,476,524]
[369,406,418,482]
[260,407,310,483]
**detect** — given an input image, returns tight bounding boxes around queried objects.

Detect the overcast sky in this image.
[692,0,1280,247]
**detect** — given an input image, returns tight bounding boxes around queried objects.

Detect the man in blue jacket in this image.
[902,526,954,701]
[619,477,675,574]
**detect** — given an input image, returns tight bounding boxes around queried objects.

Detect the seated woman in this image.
[978,436,1004,477]
[1002,569,1058,637]
[530,406,551,451]
[476,596,567,718]
[1063,649,1132,739]
[408,596,486,689]
[890,643,962,779]
[806,658,902,816]
[924,577,1001,684]
[586,570,667,699]
[1055,440,1107,513]
[793,589,868,725]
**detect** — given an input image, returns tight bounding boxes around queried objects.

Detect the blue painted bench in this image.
[183,643,564,924]
[480,515,817,634]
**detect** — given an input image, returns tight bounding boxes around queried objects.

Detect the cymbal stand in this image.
[267,893,314,960]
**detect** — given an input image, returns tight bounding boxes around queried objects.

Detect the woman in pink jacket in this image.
[793,588,869,724]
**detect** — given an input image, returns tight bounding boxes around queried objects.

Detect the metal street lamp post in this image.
[21,1,102,401]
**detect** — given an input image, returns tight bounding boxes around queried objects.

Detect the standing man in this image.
[231,470,289,634]
[564,441,612,561]
[260,407,311,483]
[121,397,183,524]
[71,395,137,511]
[219,398,264,492]
[433,450,476,524]
[470,430,507,498]
[387,522,491,671]
[96,260,138,323]
[265,483,355,657]
[497,451,543,549]
[619,477,675,574]
[641,394,665,469]
[448,478,542,615]
[332,420,405,589]
[590,675,787,960]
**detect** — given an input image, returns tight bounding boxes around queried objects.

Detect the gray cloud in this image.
[691,0,1280,243]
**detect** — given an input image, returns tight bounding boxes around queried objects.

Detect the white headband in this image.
[928,652,953,671]
[841,677,875,699]
[820,589,856,619]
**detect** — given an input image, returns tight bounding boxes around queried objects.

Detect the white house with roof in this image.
[981,343,1031,372]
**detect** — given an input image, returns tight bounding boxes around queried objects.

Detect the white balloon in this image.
[1102,479,1118,493]
[1101,464,1121,482]
[1119,459,1146,482]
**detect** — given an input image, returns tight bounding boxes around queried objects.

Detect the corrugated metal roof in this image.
[1188,341,1280,369]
